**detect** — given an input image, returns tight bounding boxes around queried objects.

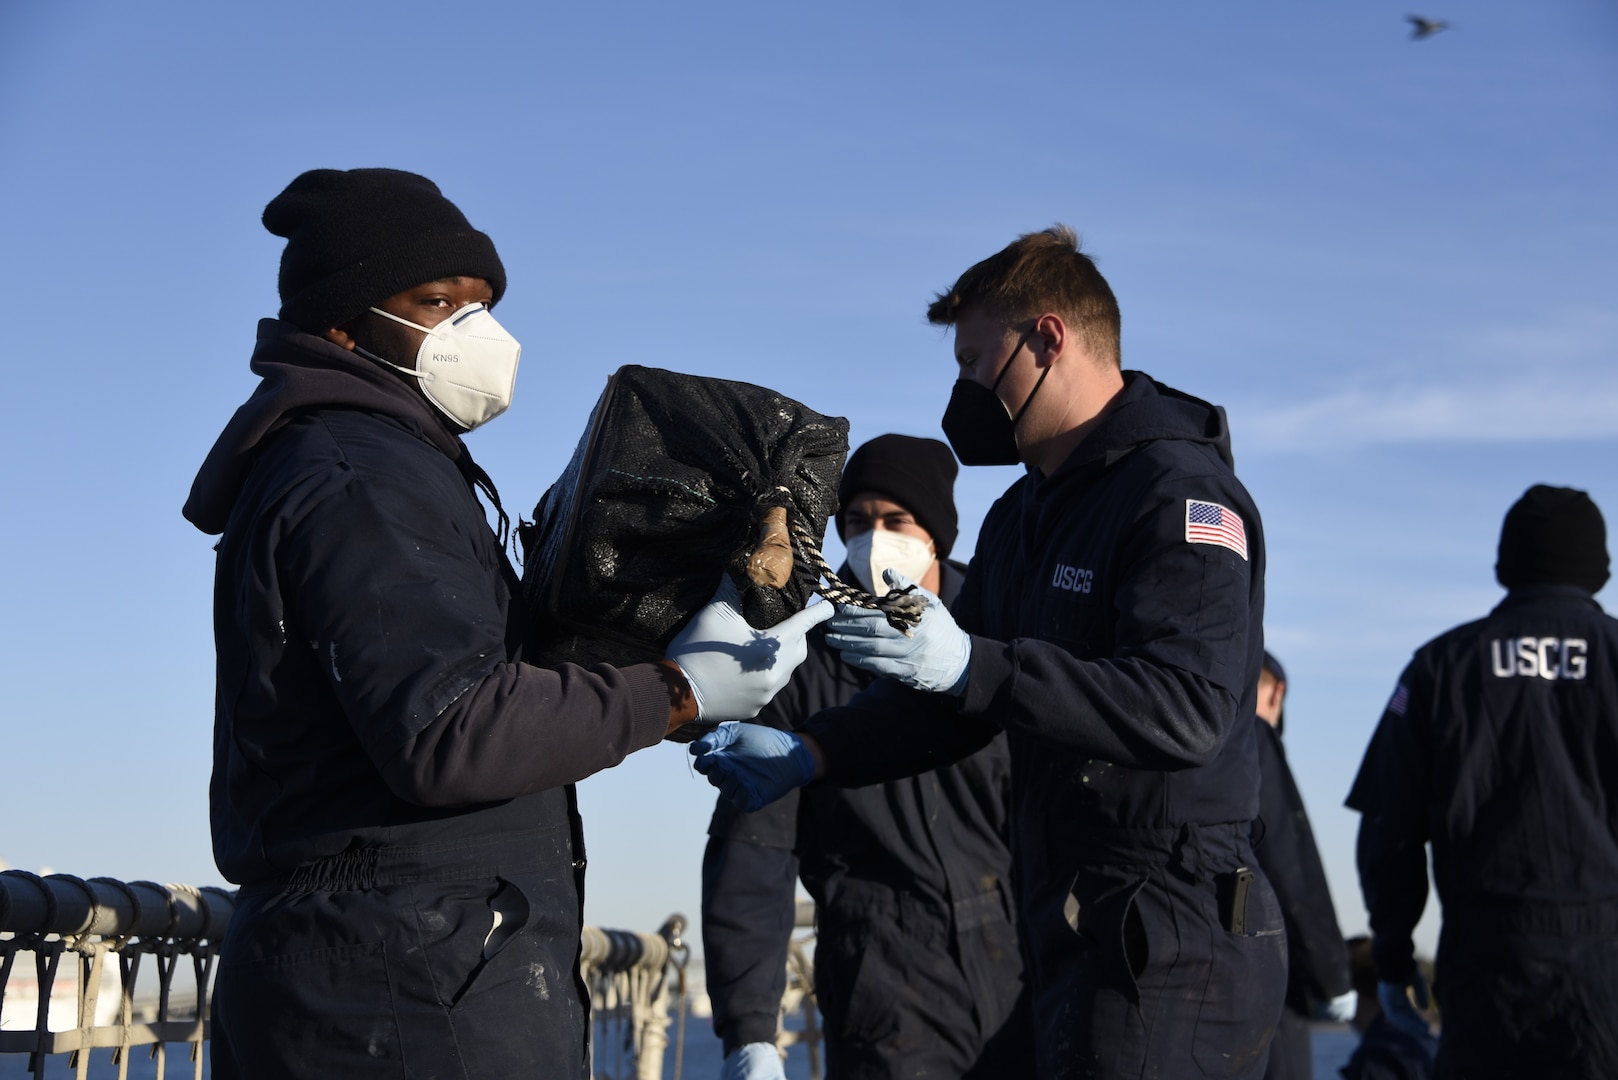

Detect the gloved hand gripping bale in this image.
[824,570,971,692]
[666,578,834,722]
[787,516,928,633]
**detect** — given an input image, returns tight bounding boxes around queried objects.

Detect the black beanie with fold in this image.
[836,434,960,558]
[1496,484,1609,594]
[264,168,507,333]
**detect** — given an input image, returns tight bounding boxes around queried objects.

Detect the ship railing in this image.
[584,900,823,1080]
[1,873,821,1080]
[0,871,230,1080]
[582,915,690,1080]
[777,897,822,1080]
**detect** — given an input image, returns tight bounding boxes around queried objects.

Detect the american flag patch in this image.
[1388,682,1410,717]
[1185,500,1248,560]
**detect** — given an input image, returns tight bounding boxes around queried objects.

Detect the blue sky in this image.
[1,1,1614,961]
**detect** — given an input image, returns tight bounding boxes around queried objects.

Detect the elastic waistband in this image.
[1073,821,1254,880]
[256,827,577,895]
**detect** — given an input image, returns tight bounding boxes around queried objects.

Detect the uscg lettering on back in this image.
[1051,563,1094,594]
[1489,637,1589,681]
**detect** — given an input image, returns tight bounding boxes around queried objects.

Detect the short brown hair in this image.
[927,225,1121,366]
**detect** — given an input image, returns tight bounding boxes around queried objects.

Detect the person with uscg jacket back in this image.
[692,226,1286,1078]
[183,167,831,1078]
[1348,485,1618,1080]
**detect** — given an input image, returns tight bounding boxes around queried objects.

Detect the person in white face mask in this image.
[185,168,829,1080]
[702,434,1034,1080]
[841,489,942,596]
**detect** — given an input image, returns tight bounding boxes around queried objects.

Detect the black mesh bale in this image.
[521,365,848,679]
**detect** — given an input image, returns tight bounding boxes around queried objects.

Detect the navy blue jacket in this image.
[188,323,670,885]
[189,323,673,1077]
[802,372,1267,1053]
[703,562,1023,1057]
[1347,585,1618,982]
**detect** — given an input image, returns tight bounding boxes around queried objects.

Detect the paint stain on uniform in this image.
[328,641,343,682]
[528,961,550,999]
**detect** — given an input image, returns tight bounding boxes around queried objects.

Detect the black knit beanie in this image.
[264,168,507,333]
[1496,484,1609,594]
[836,434,960,558]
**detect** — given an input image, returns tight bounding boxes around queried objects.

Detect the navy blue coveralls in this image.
[802,372,1286,1079]
[185,323,672,1078]
[1253,718,1352,1080]
[1348,585,1618,1080]
[703,561,1034,1078]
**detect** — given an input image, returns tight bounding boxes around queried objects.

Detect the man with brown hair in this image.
[695,227,1285,1077]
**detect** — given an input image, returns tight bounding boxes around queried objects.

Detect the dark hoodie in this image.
[188,321,669,885]
[802,371,1272,1076]
[703,561,1030,1069]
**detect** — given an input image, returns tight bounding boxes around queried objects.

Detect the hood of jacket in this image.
[1052,369,1235,477]
[184,319,465,535]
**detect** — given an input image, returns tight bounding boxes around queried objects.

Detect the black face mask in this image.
[940,329,1050,466]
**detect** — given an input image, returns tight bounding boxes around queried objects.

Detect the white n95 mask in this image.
[360,303,521,431]
[844,529,936,593]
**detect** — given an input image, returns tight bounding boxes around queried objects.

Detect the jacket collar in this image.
[184,319,465,535]
[1041,370,1235,485]
[1494,584,1604,614]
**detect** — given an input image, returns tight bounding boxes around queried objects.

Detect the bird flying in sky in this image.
[1408,16,1451,40]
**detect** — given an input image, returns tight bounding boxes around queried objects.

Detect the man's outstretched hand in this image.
[690,721,816,812]
[667,580,834,721]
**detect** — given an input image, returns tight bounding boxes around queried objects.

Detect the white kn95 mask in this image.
[359,302,521,432]
[844,529,936,593]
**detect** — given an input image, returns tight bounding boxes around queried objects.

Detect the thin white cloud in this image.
[1235,308,1618,448]
[1241,376,1618,447]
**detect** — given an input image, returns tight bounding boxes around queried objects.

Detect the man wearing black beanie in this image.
[701,434,1034,1080]
[1348,485,1618,1080]
[184,168,830,1078]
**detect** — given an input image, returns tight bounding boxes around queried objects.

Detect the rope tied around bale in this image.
[786,514,929,633]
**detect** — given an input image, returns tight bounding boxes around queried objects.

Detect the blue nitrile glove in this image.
[667,579,835,721]
[1321,989,1358,1024]
[823,570,972,694]
[691,722,816,813]
[721,1042,786,1080]
[1377,970,1433,1038]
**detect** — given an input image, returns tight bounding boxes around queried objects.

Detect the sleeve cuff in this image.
[722,1016,783,1055]
[788,735,817,787]
[622,663,679,752]
[1371,936,1418,984]
[958,634,1014,721]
